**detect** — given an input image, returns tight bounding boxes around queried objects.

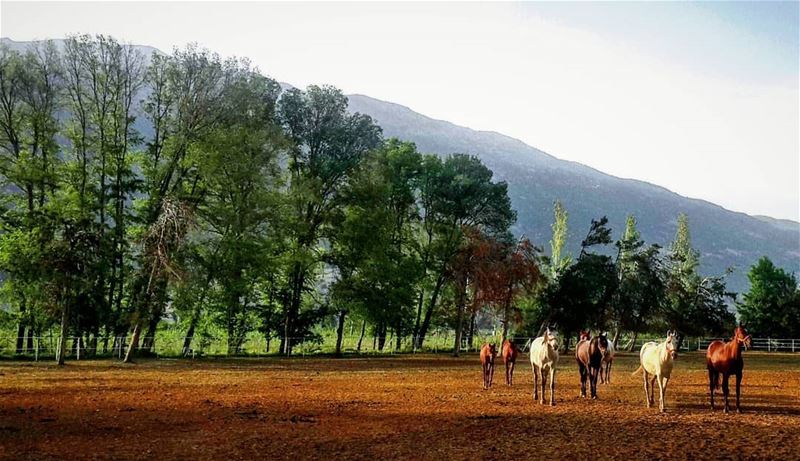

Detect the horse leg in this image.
[658,376,668,413]
[579,363,587,398]
[482,363,487,390]
[489,363,494,388]
[533,364,539,401]
[509,361,515,386]
[643,371,651,407]
[735,372,742,413]
[708,368,716,410]
[539,366,546,405]
[649,375,657,407]
[590,366,598,399]
[722,373,730,413]
[607,361,612,384]
[549,367,556,406]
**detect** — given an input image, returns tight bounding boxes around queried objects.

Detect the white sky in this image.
[2,1,798,221]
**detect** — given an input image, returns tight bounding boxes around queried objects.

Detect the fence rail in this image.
[1,334,798,360]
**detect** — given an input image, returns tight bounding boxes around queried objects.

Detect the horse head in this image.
[545,330,559,350]
[734,325,752,350]
[665,331,678,360]
[597,332,610,358]
[489,343,497,358]
[579,330,590,341]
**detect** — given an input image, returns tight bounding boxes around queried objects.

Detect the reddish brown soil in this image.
[1,352,798,460]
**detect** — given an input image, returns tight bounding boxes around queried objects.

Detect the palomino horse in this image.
[707,325,752,413]
[575,331,608,399]
[501,339,520,386]
[529,328,559,405]
[633,331,677,412]
[600,335,615,384]
[480,343,497,390]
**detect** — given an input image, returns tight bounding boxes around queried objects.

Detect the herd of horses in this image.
[480,325,753,413]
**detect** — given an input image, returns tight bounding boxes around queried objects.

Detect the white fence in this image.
[1,334,798,359]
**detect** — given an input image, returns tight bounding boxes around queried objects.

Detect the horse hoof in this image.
[550,402,556,407]
[737,408,742,414]
[592,396,597,400]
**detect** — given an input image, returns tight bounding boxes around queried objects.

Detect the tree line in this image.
[0,36,796,363]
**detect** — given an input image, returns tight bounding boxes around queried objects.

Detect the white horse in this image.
[600,335,615,384]
[529,328,559,406]
[633,331,678,412]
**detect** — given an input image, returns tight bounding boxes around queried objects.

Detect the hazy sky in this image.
[2,1,798,220]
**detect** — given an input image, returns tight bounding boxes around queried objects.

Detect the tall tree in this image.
[412,154,515,350]
[662,213,734,348]
[278,85,382,355]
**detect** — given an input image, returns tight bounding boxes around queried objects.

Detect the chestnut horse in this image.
[707,325,752,413]
[575,331,608,399]
[502,339,520,386]
[480,343,497,390]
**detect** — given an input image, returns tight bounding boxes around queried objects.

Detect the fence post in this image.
[793,339,795,353]
[768,338,771,352]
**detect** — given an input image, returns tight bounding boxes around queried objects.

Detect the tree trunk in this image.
[56,302,69,366]
[415,273,445,350]
[283,266,306,356]
[395,323,402,352]
[123,323,140,363]
[501,299,511,346]
[612,329,620,349]
[15,298,26,355]
[627,331,638,352]
[377,322,387,351]
[356,319,366,352]
[26,327,35,354]
[182,321,196,357]
[141,316,159,355]
[467,311,477,350]
[335,310,346,357]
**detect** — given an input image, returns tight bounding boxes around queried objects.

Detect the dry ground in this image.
[1,351,798,460]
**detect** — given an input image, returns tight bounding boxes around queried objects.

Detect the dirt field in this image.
[1,351,798,460]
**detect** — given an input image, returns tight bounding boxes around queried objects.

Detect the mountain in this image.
[4,38,798,294]
[346,94,800,294]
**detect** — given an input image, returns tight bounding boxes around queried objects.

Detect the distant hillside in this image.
[347,94,800,294]
[4,38,798,294]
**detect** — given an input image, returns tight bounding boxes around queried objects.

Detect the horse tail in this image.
[631,365,643,376]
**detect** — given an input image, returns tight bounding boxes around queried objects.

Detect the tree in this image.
[611,215,664,349]
[278,85,382,355]
[328,140,422,355]
[543,217,617,350]
[548,200,571,278]
[737,257,800,337]
[412,154,515,350]
[662,213,735,348]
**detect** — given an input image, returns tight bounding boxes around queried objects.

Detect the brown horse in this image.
[707,325,752,413]
[576,331,609,399]
[480,343,497,390]
[501,339,520,386]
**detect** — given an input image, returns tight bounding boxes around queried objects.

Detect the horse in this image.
[575,331,608,399]
[600,335,615,384]
[633,331,677,412]
[480,343,497,390]
[707,325,752,413]
[501,339,520,386]
[529,328,559,405]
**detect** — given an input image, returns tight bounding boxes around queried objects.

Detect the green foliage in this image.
[737,257,800,337]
